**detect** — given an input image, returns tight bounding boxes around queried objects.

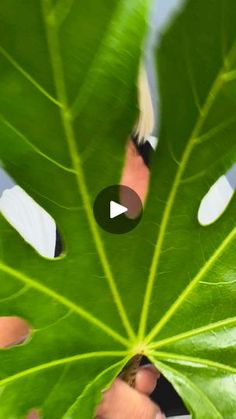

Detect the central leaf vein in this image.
[41,0,135,341]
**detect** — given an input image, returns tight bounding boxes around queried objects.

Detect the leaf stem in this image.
[119,354,143,387]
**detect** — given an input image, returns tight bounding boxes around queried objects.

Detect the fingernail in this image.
[142,364,160,379]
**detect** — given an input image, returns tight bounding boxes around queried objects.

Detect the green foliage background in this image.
[0,0,236,417]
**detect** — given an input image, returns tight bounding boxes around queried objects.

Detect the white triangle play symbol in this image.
[110,201,128,219]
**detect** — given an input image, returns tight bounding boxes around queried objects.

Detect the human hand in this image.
[96,364,165,419]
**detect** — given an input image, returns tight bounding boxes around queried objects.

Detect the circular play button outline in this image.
[93,185,143,234]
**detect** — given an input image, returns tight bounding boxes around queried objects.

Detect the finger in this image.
[135,364,160,395]
[0,317,29,347]
[120,139,150,206]
[96,378,164,419]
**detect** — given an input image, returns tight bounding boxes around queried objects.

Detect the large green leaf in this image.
[0,0,236,418]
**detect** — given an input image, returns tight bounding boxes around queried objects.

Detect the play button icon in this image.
[93,185,142,234]
[110,201,128,219]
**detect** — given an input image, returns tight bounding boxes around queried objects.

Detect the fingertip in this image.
[135,364,160,395]
[141,364,160,378]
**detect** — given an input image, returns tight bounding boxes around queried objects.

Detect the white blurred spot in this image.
[0,185,56,258]
[146,135,159,150]
[168,416,190,419]
[198,175,234,226]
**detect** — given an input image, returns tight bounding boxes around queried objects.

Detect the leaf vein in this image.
[153,351,236,374]
[149,317,236,349]
[0,114,76,173]
[0,46,61,107]
[138,41,236,340]
[41,0,135,340]
[151,358,223,418]
[0,261,129,347]
[146,227,236,343]
[62,359,127,418]
[0,351,127,387]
